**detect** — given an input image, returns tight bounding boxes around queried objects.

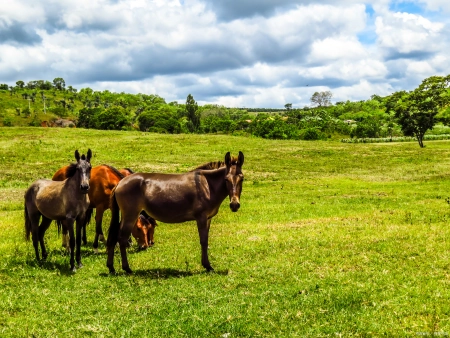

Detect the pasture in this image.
[0,127,449,337]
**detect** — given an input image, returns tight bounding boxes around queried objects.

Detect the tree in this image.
[185,94,200,132]
[16,80,25,89]
[284,103,292,111]
[385,75,450,148]
[311,91,332,107]
[53,77,66,91]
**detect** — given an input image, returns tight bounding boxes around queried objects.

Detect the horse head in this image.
[132,214,156,250]
[74,149,92,194]
[224,151,244,212]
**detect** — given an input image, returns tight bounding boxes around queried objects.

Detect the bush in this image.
[137,110,180,133]
[2,117,13,127]
[299,128,324,140]
[77,107,103,128]
[92,107,130,130]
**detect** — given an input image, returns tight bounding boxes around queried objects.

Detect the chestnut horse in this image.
[53,165,156,252]
[25,150,92,272]
[106,151,244,274]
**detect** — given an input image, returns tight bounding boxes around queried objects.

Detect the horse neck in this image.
[65,169,83,197]
[200,166,228,202]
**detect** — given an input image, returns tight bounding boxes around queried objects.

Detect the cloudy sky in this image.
[1,0,449,108]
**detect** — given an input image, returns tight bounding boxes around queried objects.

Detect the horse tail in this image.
[56,220,62,234]
[106,187,120,248]
[24,203,31,241]
[85,208,93,226]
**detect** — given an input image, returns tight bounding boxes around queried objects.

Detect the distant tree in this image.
[53,77,66,91]
[0,84,8,90]
[92,106,130,130]
[16,80,25,89]
[285,103,292,111]
[385,75,450,148]
[311,91,332,107]
[185,94,200,132]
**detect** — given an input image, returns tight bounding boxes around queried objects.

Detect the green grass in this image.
[1,127,450,337]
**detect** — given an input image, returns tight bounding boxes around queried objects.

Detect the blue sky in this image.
[0,0,449,108]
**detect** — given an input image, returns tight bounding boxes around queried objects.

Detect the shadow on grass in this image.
[98,268,230,279]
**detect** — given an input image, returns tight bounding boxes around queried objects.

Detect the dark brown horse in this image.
[53,165,155,251]
[106,151,244,274]
[25,149,92,272]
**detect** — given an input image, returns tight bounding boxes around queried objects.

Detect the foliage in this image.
[91,107,131,130]
[311,90,332,107]
[385,75,450,147]
[137,110,180,134]
[77,107,103,129]
[2,116,13,126]
[185,94,200,132]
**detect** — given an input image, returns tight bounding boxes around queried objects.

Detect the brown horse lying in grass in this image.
[53,165,157,252]
[25,150,92,272]
[106,151,244,274]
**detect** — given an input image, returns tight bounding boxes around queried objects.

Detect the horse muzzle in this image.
[229,201,240,212]
[80,184,90,194]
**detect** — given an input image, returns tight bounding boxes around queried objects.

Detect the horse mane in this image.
[193,161,225,171]
[123,168,134,174]
[65,163,78,178]
[102,164,125,179]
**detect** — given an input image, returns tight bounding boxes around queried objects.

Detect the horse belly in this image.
[143,183,198,223]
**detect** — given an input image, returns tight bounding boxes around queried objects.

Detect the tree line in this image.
[1,75,450,147]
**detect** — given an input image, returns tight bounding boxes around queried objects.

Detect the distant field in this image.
[0,127,449,337]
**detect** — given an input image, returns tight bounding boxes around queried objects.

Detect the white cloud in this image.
[0,0,449,107]
[375,12,444,54]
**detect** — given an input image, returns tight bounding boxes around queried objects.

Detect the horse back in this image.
[115,172,206,223]
[27,179,89,221]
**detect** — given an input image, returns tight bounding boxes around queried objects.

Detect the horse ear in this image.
[224,152,231,167]
[75,150,80,162]
[238,151,244,166]
[86,149,92,162]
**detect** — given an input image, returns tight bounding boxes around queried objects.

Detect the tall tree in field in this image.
[16,80,25,89]
[311,91,332,107]
[385,75,450,148]
[53,77,66,91]
[185,94,200,132]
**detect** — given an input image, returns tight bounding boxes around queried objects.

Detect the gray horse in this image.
[24,149,92,272]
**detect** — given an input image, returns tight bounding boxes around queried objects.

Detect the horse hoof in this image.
[205,266,214,272]
[94,248,99,254]
[109,269,116,275]
[99,234,105,243]
[70,267,77,273]
[123,267,133,274]
[77,263,83,269]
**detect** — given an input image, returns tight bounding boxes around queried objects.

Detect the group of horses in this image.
[24,149,245,273]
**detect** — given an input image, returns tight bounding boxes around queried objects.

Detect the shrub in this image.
[2,117,13,127]
[299,128,324,140]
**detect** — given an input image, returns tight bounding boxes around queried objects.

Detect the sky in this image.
[1,0,450,108]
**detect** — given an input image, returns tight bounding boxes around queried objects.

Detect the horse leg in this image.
[197,217,213,271]
[93,206,105,253]
[38,216,52,260]
[66,218,76,272]
[119,213,140,274]
[29,213,41,261]
[61,222,70,252]
[76,216,84,268]
[82,219,87,246]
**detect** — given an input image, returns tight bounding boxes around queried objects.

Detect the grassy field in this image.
[0,127,449,337]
